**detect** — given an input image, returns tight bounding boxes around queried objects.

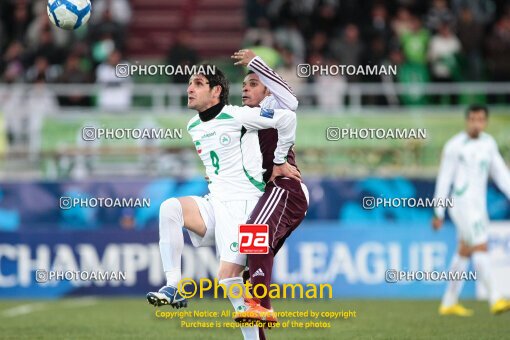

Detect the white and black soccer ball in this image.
[47,0,92,30]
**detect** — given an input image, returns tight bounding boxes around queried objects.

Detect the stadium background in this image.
[1,0,510,338]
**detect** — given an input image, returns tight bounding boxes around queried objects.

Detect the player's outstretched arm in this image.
[232,49,298,111]
[489,142,510,200]
[433,142,457,222]
[232,106,296,165]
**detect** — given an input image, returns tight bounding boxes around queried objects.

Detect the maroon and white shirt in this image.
[248,56,301,183]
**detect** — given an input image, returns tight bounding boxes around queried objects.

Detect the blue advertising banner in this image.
[2,222,499,300]
[1,177,509,231]
[0,178,208,231]
[273,223,476,299]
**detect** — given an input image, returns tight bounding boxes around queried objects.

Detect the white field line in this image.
[1,297,98,318]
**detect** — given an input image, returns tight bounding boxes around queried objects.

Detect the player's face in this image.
[466,110,488,138]
[242,74,269,107]
[187,74,219,112]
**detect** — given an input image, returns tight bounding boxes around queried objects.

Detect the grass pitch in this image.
[1,298,509,339]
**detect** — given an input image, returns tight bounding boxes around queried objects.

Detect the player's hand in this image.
[231,49,257,67]
[270,162,301,182]
[432,217,444,231]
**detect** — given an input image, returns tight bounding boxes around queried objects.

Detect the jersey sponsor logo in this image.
[219,133,231,146]
[239,224,269,254]
[260,108,275,119]
[201,131,216,139]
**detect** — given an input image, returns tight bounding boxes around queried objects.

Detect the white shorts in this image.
[449,207,489,247]
[187,195,258,266]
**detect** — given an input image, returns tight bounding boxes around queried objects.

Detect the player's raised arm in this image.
[433,141,458,221]
[233,106,296,165]
[489,141,510,199]
[232,49,298,111]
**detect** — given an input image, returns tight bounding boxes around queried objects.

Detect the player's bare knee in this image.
[458,246,470,257]
[457,241,471,257]
[473,242,488,253]
[217,267,234,281]
[217,263,244,281]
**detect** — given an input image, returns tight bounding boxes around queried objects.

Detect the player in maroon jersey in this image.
[231,49,309,338]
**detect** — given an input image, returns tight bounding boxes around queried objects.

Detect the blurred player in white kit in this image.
[433,104,510,316]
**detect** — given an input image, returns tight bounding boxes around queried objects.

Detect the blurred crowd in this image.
[1,0,510,106]
[0,0,132,102]
[0,0,508,172]
[244,0,510,106]
[0,0,132,148]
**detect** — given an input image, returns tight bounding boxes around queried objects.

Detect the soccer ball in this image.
[47,0,92,30]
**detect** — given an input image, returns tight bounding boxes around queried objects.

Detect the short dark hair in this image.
[196,64,229,105]
[465,104,489,118]
[246,70,255,75]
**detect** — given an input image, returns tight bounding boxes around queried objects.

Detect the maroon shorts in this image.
[247,177,309,255]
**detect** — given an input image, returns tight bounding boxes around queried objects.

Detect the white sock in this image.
[159,198,184,287]
[219,277,259,340]
[472,251,501,306]
[441,254,469,307]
